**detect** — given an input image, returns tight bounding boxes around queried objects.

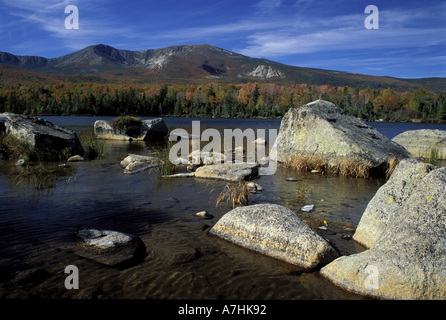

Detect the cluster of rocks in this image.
[207,101,446,299]
[321,159,446,299]
[2,101,445,300]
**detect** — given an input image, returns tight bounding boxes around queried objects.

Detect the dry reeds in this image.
[386,156,399,180]
[282,154,327,173]
[281,154,370,179]
[216,181,249,208]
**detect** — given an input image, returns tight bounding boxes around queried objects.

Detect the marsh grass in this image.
[0,133,33,160]
[0,133,71,161]
[296,182,311,199]
[12,162,58,190]
[386,156,399,179]
[282,154,370,179]
[426,147,442,165]
[153,143,177,176]
[216,181,249,209]
[78,130,106,159]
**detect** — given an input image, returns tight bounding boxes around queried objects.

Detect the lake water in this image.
[0,116,445,301]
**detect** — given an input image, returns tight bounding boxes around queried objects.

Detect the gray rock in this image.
[120,154,159,174]
[67,155,84,162]
[353,159,436,248]
[321,167,446,299]
[94,117,168,141]
[271,100,412,176]
[194,162,260,181]
[392,129,446,159]
[0,112,84,160]
[210,204,339,269]
[75,229,146,267]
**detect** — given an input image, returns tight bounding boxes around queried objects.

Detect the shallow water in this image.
[0,117,445,300]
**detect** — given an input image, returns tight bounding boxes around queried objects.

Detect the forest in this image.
[0,82,445,122]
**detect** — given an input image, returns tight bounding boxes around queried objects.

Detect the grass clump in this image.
[12,162,58,190]
[282,154,370,179]
[426,147,442,165]
[216,181,249,209]
[153,144,177,176]
[282,154,326,173]
[78,130,106,159]
[110,116,142,132]
[386,156,399,179]
[0,132,33,161]
[0,132,75,162]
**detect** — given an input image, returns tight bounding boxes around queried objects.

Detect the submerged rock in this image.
[210,204,339,269]
[392,129,446,160]
[194,162,260,182]
[321,164,446,300]
[271,100,412,176]
[94,117,168,141]
[75,229,146,267]
[0,112,84,160]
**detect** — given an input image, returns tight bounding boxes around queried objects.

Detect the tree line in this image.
[0,82,445,122]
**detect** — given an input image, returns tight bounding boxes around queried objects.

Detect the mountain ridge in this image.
[1,44,445,92]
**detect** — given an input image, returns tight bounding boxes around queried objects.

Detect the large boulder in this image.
[320,166,446,299]
[271,100,412,176]
[210,204,339,269]
[0,112,84,160]
[194,162,260,182]
[94,117,168,141]
[392,129,446,160]
[353,159,436,248]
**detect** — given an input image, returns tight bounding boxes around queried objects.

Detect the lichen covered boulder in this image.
[321,166,446,299]
[271,100,412,176]
[353,159,436,248]
[392,129,446,160]
[94,117,168,141]
[0,112,84,160]
[210,204,339,269]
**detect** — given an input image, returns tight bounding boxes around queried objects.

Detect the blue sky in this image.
[0,0,445,79]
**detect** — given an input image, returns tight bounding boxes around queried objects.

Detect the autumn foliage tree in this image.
[0,81,444,122]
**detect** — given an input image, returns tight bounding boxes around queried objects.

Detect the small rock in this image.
[195,211,211,219]
[187,164,198,172]
[15,159,26,166]
[252,138,266,144]
[301,204,314,212]
[67,155,84,162]
[287,177,298,182]
[247,182,263,193]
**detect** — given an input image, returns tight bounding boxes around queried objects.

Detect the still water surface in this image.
[0,117,445,300]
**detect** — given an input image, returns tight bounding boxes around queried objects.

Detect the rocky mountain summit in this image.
[1,44,444,91]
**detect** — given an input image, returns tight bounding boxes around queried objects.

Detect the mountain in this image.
[1,44,445,92]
